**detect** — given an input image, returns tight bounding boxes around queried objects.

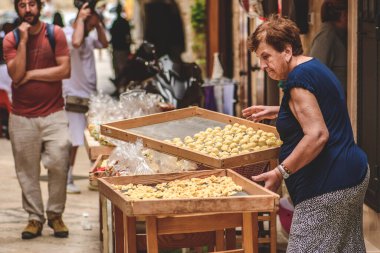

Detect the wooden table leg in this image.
[146,216,159,253]
[100,195,109,253]
[242,212,258,253]
[124,215,137,253]
[113,205,125,253]
[215,230,225,251]
[270,211,277,253]
[99,194,103,242]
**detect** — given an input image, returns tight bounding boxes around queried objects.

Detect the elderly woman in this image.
[242,15,369,252]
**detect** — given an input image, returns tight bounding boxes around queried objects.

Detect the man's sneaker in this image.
[48,216,69,238]
[67,183,81,194]
[21,220,43,239]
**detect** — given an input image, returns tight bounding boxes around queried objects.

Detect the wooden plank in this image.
[242,212,259,253]
[100,106,280,169]
[102,107,197,130]
[210,250,244,253]
[100,195,109,253]
[146,216,159,253]
[258,238,271,244]
[270,211,277,253]
[130,197,274,216]
[124,215,137,253]
[221,148,279,169]
[136,232,215,250]
[99,195,103,241]
[113,205,124,253]
[347,0,358,138]
[215,230,225,251]
[156,213,242,234]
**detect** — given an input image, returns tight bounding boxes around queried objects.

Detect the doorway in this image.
[358,0,380,212]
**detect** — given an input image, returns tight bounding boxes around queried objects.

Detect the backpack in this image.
[12,23,55,51]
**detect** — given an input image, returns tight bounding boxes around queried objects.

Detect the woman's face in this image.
[255,42,291,81]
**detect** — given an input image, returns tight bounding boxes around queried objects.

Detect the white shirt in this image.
[63,26,103,98]
[0,64,12,100]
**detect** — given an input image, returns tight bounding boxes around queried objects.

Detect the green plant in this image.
[191,0,206,77]
[191,0,206,33]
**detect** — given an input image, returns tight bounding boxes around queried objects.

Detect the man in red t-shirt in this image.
[2,0,71,240]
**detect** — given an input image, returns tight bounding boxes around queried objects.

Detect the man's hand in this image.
[18,22,31,44]
[78,2,91,21]
[12,71,31,88]
[251,169,282,193]
[242,105,279,122]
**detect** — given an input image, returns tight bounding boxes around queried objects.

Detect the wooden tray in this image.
[84,129,115,161]
[101,107,279,169]
[98,169,279,216]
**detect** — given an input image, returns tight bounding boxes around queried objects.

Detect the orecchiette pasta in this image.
[164,123,283,158]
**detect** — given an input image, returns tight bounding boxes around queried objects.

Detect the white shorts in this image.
[66,111,87,146]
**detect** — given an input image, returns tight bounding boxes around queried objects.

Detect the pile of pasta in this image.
[165,123,282,158]
[112,175,243,200]
[88,123,113,146]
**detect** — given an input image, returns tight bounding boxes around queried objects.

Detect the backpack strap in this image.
[12,23,55,52]
[12,28,20,48]
[46,23,55,52]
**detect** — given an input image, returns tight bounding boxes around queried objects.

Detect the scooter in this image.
[127,55,204,108]
[112,41,159,96]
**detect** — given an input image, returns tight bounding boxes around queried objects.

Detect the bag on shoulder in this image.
[65,95,89,113]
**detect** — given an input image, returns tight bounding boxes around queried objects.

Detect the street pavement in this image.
[0,139,101,253]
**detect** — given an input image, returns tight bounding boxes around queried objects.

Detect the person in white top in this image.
[0,63,12,100]
[63,3,108,193]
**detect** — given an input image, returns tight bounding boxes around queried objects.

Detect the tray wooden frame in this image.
[101,107,279,169]
[84,129,115,161]
[98,169,279,217]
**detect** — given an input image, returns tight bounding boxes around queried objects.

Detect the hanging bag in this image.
[65,95,89,113]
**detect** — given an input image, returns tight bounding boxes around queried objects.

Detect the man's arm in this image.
[6,22,30,83]
[16,56,70,86]
[72,18,86,48]
[72,3,91,48]
[95,22,108,48]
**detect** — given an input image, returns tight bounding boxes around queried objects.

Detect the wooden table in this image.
[98,169,279,253]
[84,129,115,161]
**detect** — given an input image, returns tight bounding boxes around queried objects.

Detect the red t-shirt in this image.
[3,23,70,117]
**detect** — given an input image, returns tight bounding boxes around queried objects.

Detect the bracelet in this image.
[277,164,290,179]
[281,163,292,175]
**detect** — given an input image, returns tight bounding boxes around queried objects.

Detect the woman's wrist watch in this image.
[277,163,291,179]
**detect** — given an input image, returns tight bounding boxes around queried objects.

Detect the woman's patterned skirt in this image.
[287,168,370,253]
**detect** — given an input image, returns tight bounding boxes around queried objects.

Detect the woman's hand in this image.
[252,169,282,192]
[242,105,280,122]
